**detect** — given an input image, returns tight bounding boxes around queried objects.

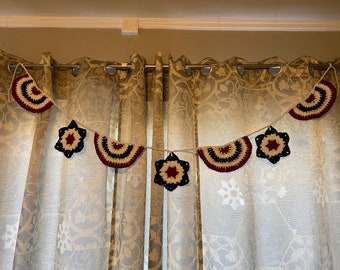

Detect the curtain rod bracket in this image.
[121,18,139,36]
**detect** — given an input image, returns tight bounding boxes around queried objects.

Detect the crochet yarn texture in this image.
[289,79,337,120]
[197,136,252,172]
[12,74,53,113]
[94,132,145,168]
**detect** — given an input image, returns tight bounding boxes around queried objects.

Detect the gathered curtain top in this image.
[5,50,339,145]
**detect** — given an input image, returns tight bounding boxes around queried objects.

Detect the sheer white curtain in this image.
[166,55,340,269]
[0,49,339,269]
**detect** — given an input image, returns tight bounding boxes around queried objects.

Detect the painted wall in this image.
[0,28,339,63]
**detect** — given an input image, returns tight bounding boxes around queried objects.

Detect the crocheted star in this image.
[94,132,145,168]
[55,120,86,158]
[197,136,252,172]
[289,80,337,120]
[11,73,53,113]
[255,126,290,164]
[154,152,190,191]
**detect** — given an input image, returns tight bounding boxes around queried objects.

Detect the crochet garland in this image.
[10,66,338,191]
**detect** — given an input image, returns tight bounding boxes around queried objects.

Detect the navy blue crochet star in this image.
[154,152,190,191]
[55,120,86,158]
[255,126,290,164]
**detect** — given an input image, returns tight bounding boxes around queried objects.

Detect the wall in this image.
[0,28,339,63]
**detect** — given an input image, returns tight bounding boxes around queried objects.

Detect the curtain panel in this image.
[0,50,339,270]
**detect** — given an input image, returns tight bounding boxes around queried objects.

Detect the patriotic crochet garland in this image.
[10,69,338,191]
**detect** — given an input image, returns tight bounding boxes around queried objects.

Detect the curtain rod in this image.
[9,62,340,76]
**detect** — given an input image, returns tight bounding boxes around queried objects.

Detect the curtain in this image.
[0,49,339,270]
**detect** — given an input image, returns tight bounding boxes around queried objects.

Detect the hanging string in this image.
[330,63,340,95]
[7,62,24,103]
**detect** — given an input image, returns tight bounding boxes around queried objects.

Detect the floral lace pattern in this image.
[217,178,245,211]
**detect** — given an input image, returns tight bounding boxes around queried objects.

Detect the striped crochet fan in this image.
[197,136,252,172]
[289,79,337,120]
[11,73,53,113]
[94,132,145,168]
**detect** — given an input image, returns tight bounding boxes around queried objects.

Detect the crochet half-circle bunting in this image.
[11,74,53,113]
[289,79,337,120]
[9,66,339,184]
[94,132,145,168]
[197,136,252,172]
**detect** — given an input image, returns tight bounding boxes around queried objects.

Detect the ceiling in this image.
[1,0,340,31]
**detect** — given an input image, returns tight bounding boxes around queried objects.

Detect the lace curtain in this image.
[0,49,339,269]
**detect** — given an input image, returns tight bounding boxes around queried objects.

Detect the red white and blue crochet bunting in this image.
[197,136,252,172]
[289,79,337,120]
[94,132,145,168]
[9,66,338,191]
[11,73,53,113]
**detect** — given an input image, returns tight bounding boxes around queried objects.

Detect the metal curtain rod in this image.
[9,62,340,76]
